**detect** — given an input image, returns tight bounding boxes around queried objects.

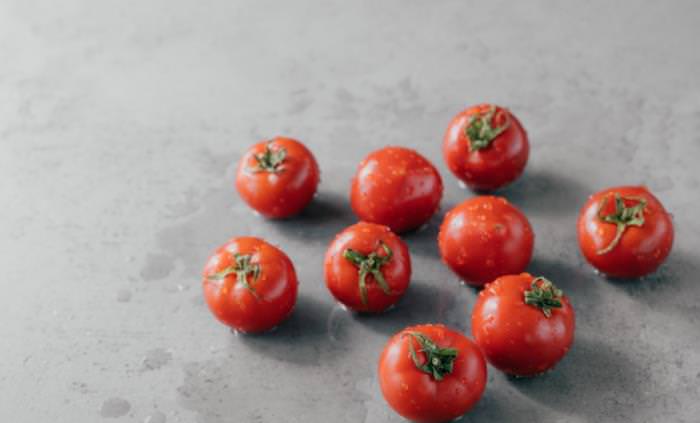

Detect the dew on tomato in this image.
[379,324,487,423]
[439,196,533,287]
[472,273,575,377]
[236,137,320,219]
[576,185,673,278]
[443,104,529,191]
[202,237,298,333]
[324,222,411,313]
[350,146,443,234]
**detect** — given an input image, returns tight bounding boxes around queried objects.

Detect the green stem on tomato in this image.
[404,332,459,381]
[596,193,647,255]
[465,105,510,152]
[207,253,262,300]
[523,276,563,318]
[342,241,393,306]
[252,142,287,173]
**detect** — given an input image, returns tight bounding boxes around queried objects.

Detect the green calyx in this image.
[596,193,647,255]
[252,142,287,173]
[207,253,261,300]
[524,276,563,318]
[404,332,459,381]
[465,105,510,152]
[342,241,393,307]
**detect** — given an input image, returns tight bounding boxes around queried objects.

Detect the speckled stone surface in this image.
[1,1,699,422]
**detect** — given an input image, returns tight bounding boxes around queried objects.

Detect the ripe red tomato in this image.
[472,273,575,376]
[577,185,673,278]
[443,104,529,191]
[202,237,298,333]
[438,196,534,287]
[378,324,487,423]
[235,137,320,218]
[324,222,411,313]
[350,146,443,233]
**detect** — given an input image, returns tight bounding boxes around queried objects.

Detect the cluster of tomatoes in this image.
[201,104,674,423]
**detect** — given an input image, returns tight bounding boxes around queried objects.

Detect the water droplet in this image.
[100,397,130,418]
[144,411,167,423]
[140,253,175,281]
[142,348,173,371]
[117,289,132,303]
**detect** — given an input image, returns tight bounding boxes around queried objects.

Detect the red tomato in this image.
[324,222,411,312]
[443,104,529,191]
[350,146,443,233]
[438,196,534,287]
[235,137,320,218]
[378,324,487,423]
[202,237,298,333]
[472,273,575,376]
[577,185,673,278]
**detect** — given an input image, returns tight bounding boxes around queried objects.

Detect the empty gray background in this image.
[1,1,699,422]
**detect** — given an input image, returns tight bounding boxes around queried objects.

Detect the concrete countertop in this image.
[1,1,699,422]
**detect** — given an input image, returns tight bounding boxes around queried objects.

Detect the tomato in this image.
[324,222,411,312]
[202,237,298,333]
[378,324,487,423]
[443,104,529,191]
[235,137,320,218]
[350,146,443,233]
[472,273,575,376]
[438,196,534,287]
[577,185,673,278]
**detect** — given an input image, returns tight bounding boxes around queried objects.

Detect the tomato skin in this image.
[350,146,443,233]
[202,237,298,333]
[235,137,320,219]
[577,186,674,278]
[442,104,529,191]
[324,222,411,312]
[472,273,575,376]
[438,196,534,287]
[378,324,487,423]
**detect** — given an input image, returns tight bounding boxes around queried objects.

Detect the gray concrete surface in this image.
[1,1,699,422]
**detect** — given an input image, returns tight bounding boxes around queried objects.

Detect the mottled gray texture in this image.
[1,1,699,422]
